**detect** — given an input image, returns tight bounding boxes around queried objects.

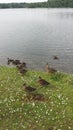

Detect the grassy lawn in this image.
[0,66,73,130]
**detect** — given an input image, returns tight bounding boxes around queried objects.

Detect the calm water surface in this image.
[0,8,73,73]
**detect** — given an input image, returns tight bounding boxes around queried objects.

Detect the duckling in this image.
[19,68,27,75]
[16,65,22,70]
[19,62,27,69]
[12,59,21,65]
[21,62,26,67]
[53,55,59,60]
[38,76,50,86]
[16,62,27,70]
[23,83,36,92]
[7,58,13,65]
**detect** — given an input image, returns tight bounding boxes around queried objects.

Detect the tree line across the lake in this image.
[0,0,73,8]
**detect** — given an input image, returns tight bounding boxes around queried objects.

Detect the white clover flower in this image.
[63,115,65,118]
[62,110,65,114]
[24,112,26,115]
[32,102,35,106]
[16,99,19,101]
[66,97,68,100]
[36,120,38,123]
[21,77,24,81]
[46,111,48,114]
[61,101,64,104]
[58,94,61,99]
[7,88,10,91]
[51,101,54,106]
[4,98,8,102]
[44,105,47,108]
[21,125,25,128]
[68,126,71,129]
[60,125,63,127]
[3,114,5,116]
[13,110,16,112]
[52,117,54,120]
[35,116,37,119]
[21,103,24,106]
[17,108,19,111]
[1,84,3,86]
[20,108,22,112]
[40,108,43,111]
[46,92,48,94]
[50,109,52,112]
[34,110,36,113]
[36,106,38,108]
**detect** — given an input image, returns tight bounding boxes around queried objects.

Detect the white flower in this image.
[32,102,35,106]
[36,120,38,123]
[21,125,25,128]
[50,109,52,112]
[4,98,8,102]
[52,117,54,120]
[21,77,24,81]
[68,126,71,129]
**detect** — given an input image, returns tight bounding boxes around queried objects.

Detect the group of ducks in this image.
[7,58,27,75]
[22,76,50,101]
[7,55,59,75]
[7,56,59,101]
[23,76,50,92]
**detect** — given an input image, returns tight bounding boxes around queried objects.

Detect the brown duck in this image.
[48,68,57,73]
[23,83,36,92]
[45,63,57,73]
[38,76,50,86]
[32,93,44,101]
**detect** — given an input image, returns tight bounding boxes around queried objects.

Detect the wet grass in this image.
[0,66,73,130]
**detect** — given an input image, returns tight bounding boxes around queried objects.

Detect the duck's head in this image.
[39,76,42,80]
[23,83,27,87]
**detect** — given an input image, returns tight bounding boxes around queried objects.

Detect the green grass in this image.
[0,66,73,130]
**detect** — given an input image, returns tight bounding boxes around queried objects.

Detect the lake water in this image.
[0,8,73,73]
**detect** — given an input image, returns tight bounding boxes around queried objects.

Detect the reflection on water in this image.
[0,8,73,73]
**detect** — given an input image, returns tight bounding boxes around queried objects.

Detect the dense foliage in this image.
[48,0,73,7]
[0,0,73,8]
[0,2,48,8]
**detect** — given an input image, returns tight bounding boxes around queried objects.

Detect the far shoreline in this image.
[0,1,73,9]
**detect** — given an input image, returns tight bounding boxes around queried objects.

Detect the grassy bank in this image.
[0,66,73,130]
